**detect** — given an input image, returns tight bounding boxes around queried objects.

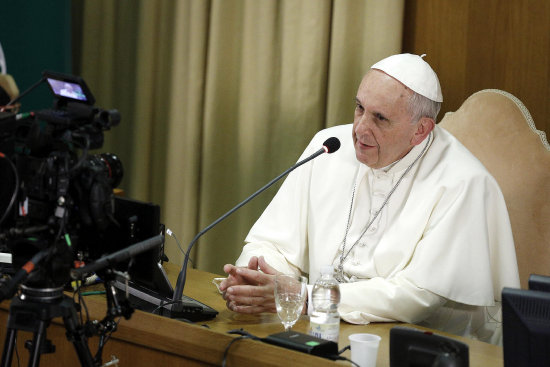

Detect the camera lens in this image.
[94,109,120,129]
[97,153,123,188]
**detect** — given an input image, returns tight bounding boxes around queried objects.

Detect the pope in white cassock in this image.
[220,53,520,345]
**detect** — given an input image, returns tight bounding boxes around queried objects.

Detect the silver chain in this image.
[335,133,432,282]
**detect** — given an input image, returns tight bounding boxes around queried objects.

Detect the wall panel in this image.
[403,0,550,135]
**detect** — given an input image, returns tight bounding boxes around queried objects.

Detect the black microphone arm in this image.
[70,234,164,280]
[172,137,341,303]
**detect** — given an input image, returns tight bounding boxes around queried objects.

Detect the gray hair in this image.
[408,91,441,123]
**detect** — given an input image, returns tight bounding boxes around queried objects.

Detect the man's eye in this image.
[355,104,364,112]
[374,113,387,121]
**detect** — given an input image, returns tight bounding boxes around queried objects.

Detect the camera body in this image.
[0,71,123,288]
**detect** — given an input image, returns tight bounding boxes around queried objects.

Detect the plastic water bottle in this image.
[309,265,341,342]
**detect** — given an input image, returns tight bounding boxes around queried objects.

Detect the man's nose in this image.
[355,114,371,134]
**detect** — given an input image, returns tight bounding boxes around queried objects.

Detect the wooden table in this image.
[0,263,504,366]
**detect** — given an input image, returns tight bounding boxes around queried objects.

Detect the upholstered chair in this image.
[439,89,550,289]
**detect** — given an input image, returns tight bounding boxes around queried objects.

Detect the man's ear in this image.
[411,117,435,145]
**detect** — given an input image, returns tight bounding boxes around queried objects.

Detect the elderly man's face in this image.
[353,70,420,169]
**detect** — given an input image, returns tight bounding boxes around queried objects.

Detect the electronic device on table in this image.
[502,274,550,367]
[106,197,218,322]
[389,326,469,367]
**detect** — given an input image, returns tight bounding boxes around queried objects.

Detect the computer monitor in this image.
[103,196,173,298]
[502,282,550,367]
[104,197,218,321]
[529,274,550,293]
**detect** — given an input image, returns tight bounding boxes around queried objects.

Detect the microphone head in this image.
[323,137,341,153]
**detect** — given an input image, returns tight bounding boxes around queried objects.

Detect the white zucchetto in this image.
[371,53,443,103]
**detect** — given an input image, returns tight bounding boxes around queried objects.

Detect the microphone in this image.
[171,137,341,304]
[70,234,164,279]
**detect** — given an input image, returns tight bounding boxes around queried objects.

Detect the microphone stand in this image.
[172,142,338,304]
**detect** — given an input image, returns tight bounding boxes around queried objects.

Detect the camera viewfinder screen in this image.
[46,78,88,102]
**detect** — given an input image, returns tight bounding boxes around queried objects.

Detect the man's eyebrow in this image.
[354,98,390,120]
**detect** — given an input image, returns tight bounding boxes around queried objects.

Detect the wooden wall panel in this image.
[403,0,550,135]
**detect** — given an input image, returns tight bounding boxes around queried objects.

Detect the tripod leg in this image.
[1,328,17,367]
[27,319,48,367]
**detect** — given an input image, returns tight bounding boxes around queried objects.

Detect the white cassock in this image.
[236,124,520,345]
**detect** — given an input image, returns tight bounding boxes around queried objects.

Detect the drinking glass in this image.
[274,274,307,331]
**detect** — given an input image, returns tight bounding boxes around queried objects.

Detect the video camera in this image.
[0,71,123,289]
[0,71,171,367]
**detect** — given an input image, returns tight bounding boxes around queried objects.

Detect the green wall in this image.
[0,0,72,111]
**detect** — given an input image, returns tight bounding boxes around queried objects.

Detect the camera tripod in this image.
[1,285,97,367]
[0,236,162,366]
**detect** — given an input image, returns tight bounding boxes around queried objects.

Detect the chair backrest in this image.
[439,89,550,289]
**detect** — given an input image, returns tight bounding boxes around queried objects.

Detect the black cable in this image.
[0,152,20,226]
[95,316,120,363]
[104,317,121,345]
[335,344,360,367]
[227,328,261,339]
[222,330,262,367]
[222,329,359,365]
[334,355,360,367]
[338,345,350,354]
[72,289,84,325]
[222,335,251,367]
[166,229,194,268]
[14,335,20,367]
[77,284,90,323]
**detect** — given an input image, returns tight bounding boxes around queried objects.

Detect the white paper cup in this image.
[348,333,381,367]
